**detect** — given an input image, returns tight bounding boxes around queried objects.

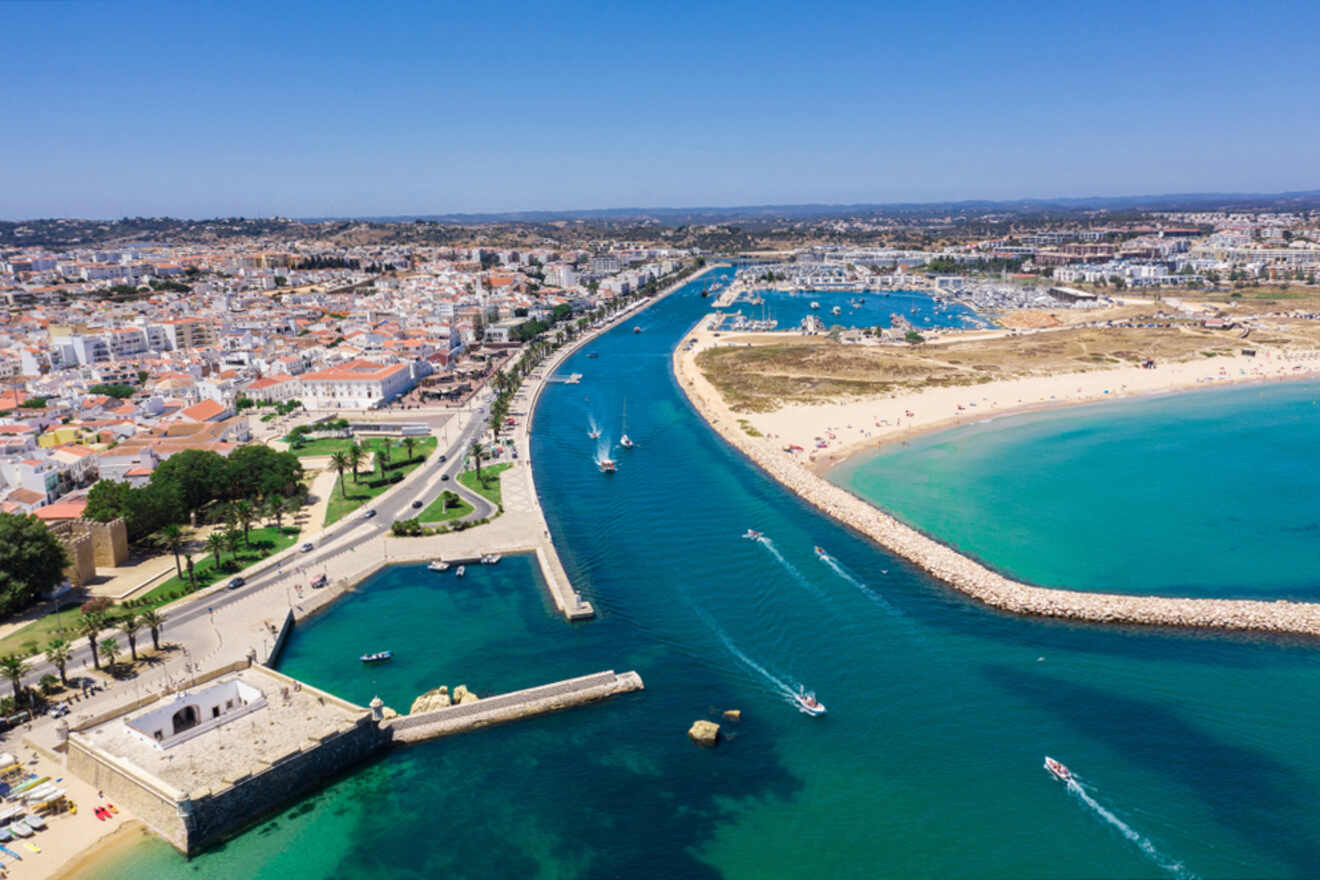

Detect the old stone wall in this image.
[63,531,95,587]
[183,716,388,853]
[66,737,189,851]
[89,517,129,567]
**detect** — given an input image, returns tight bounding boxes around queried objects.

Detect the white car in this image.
[300,542,314,553]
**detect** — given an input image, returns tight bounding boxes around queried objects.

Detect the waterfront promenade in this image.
[674,331,1320,640]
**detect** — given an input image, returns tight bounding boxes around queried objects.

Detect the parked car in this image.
[227,577,245,589]
[412,500,423,509]
[362,508,377,519]
[300,542,314,553]
[441,474,450,482]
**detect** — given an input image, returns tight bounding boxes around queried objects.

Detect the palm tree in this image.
[119,611,141,663]
[403,436,417,464]
[46,637,72,686]
[0,656,26,706]
[380,437,394,469]
[78,613,105,670]
[346,443,364,482]
[330,451,349,496]
[235,499,255,545]
[99,638,121,675]
[265,495,282,529]
[223,528,242,562]
[141,608,165,652]
[160,522,187,577]
[469,441,484,481]
[185,553,197,591]
[207,532,225,569]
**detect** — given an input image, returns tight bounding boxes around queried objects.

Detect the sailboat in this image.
[619,399,634,449]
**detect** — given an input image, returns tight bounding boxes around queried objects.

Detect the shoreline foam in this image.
[674,332,1320,639]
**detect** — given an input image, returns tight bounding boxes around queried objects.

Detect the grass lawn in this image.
[324,436,438,525]
[286,436,358,457]
[0,600,88,658]
[459,462,513,507]
[143,524,301,601]
[419,492,474,523]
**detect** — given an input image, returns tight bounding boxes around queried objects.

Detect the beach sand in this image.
[673,329,1320,638]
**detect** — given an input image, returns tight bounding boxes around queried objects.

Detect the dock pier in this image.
[385,670,644,744]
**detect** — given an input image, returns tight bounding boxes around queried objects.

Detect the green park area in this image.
[459,462,513,507]
[324,436,438,525]
[143,524,302,600]
[419,490,474,523]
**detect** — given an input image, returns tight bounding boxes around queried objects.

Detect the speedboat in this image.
[831,305,842,315]
[456,566,466,577]
[795,691,826,717]
[482,554,501,564]
[1044,756,1071,783]
[810,301,820,310]
[633,326,642,334]
[588,429,601,439]
[619,434,634,449]
[360,651,393,663]
[814,546,828,559]
[427,560,450,572]
[599,458,617,473]
[742,529,763,540]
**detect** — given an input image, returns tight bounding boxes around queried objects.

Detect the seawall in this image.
[673,339,1320,640]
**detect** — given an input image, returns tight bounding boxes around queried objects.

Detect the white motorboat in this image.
[588,429,601,439]
[831,305,842,315]
[360,651,392,663]
[480,554,501,564]
[456,566,466,577]
[427,560,450,572]
[599,457,617,473]
[813,545,828,559]
[742,529,763,540]
[794,691,826,717]
[1044,756,1071,783]
[810,301,820,310]
[620,434,633,449]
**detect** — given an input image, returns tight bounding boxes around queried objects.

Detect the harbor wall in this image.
[386,670,644,743]
[673,343,1320,640]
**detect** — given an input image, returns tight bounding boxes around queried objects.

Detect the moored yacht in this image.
[427,560,450,572]
[456,565,466,577]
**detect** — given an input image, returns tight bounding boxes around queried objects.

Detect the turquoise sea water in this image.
[714,287,986,331]
[88,268,1320,879]
[830,383,1320,599]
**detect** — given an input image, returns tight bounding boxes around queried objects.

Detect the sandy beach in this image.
[674,328,1320,638]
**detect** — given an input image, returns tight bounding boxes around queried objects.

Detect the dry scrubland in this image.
[697,324,1254,412]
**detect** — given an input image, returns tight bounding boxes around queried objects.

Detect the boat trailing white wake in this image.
[752,535,826,599]
[815,546,903,617]
[692,604,824,717]
[1045,758,1198,880]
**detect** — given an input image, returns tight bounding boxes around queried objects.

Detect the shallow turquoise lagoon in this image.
[89,269,1320,879]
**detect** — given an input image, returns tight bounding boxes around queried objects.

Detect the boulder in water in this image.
[722,709,741,722]
[453,684,479,705]
[688,720,720,747]
[409,686,451,714]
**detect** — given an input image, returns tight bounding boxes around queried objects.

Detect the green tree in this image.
[403,436,417,463]
[0,656,26,706]
[45,637,72,686]
[0,513,70,615]
[223,528,242,561]
[330,451,349,496]
[119,611,141,662]
[88,383,136,399]
[159,523,187,577]
[469,441,484,481]
[346,443,364,482]
[141,608,165,652]
[225,445,303,499]
[234,499,255,545]
[150,449,228,512]
[380,437,393,469]
[78,612,106,670]
[207,531,226,569]
[99,638,121,673]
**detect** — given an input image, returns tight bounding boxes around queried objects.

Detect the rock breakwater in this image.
[674,343,1320,640]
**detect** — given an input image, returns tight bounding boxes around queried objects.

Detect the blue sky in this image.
[3,0,1318,218]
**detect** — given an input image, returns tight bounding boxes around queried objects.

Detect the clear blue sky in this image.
[4,0,1318,219]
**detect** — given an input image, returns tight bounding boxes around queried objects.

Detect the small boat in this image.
[7,822,30,839]
[427,560,450,572]
[456,566,466,577]
[831,305,842,315]
[814,546,828,559]
[588,429,601,439]
[795,691,826,717]
[22,841,39,854]
[360,651,393,663]
[480,554,501,564]
[619,434,633,449]
[598,457,617,473]
[0,828,11,842]
[21,814,43,830]
[700,288,710,298]
[586,352,599,358]
[0,842,22,860]
[633,326,642,334]
[742,529,763,540]
[810,301,820,310]
[1044,756,1071,783]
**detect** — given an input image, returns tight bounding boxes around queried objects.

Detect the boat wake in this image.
[754,537,826,598]
[1061,773,1198,880]
[691,605,813,713]
[816,549,902,617]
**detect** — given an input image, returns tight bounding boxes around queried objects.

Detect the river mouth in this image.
[86,267,1320,880]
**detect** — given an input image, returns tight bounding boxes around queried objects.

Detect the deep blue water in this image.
[90,268,1320,880]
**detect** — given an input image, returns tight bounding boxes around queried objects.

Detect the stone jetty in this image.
[674,344,1320,640]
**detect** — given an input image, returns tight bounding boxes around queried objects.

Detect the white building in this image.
[298,359,415,410]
